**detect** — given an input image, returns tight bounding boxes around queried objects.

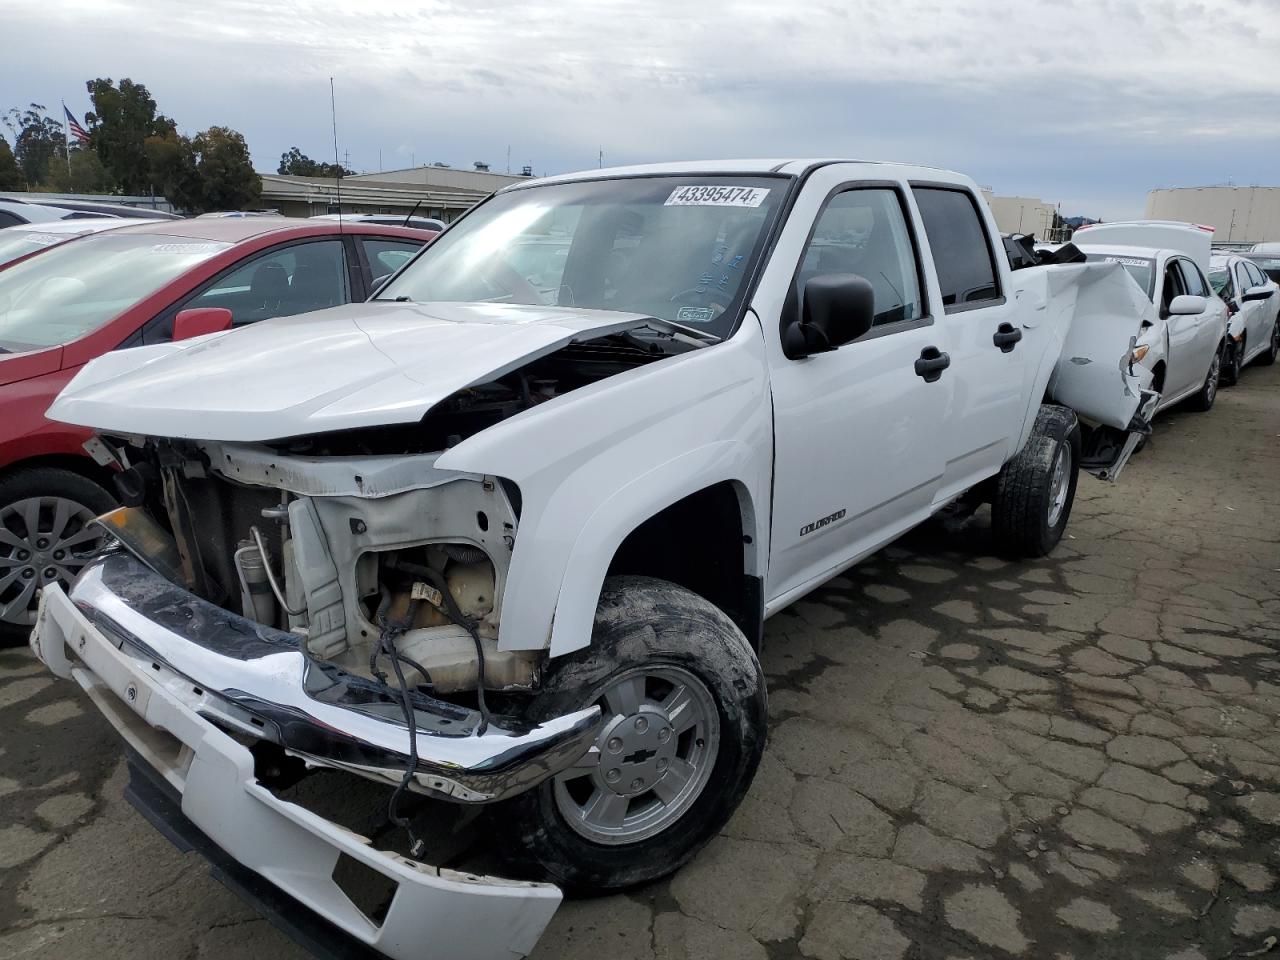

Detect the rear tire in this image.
[1258,321,1280,367]
[990,405,1080,559]
[0,467,116,645]
[496,576,766,893]
[1186,346,1221,411]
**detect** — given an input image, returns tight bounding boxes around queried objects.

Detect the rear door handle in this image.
[914,346,950,382]
[993,322,1022,352]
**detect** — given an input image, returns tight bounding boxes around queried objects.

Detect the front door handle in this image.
[993,322,1023,352]
[914,345,950,382]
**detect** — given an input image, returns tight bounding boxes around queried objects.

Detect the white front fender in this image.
[436,321,774,656]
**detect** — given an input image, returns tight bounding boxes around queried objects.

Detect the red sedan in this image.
[0,217,435,637]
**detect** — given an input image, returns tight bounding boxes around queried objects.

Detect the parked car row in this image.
[1066,220,1278,410]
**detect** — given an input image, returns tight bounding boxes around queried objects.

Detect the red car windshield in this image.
[0,233,229,353]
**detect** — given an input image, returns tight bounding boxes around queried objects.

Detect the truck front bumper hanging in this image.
[30,550,603,960]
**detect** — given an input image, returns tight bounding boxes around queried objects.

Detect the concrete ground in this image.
[1,363,1278,960]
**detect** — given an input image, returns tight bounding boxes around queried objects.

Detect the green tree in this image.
[0,136,22,190]
[144,130,201,211]
[191,127,261,212]
[42,147,111,193]
[278,145,353,178]
[2,104,66,186]
[84,78,175,193]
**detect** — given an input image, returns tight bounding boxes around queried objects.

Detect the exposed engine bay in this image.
[101,327,690,700]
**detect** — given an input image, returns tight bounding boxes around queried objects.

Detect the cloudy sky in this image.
[4,0,1279,218]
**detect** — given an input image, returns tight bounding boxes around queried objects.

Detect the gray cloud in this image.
[3,0,1278,218]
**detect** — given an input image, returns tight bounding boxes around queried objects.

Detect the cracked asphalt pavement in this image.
[2,363,1279,960]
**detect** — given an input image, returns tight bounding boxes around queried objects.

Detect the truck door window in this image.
[796,188,924,328]
[911,187,1001,311]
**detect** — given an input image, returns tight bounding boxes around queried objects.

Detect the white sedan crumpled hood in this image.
[49,301,658,442]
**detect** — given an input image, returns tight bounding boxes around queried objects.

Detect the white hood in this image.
[49,301,659,442]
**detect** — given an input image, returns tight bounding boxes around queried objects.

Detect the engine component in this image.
[447,559,495,620]
[234,539,278,626]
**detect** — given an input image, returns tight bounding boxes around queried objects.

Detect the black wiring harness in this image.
[370,565,491,858]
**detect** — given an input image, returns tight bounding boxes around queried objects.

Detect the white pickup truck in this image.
[31,160,1158,960]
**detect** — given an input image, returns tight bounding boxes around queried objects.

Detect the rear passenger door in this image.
[910,184,1028,500]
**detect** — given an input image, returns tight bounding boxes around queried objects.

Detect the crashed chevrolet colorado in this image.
[29,160,1158,960]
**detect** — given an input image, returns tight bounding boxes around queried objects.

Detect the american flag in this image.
[64,106,90,145]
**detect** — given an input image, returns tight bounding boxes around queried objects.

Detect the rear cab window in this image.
[911,186,1001,311]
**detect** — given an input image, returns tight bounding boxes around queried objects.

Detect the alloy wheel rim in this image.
[1046,445,1070,528]
[0,497,105,627]
[553,664,720,845]
[1206,353,1219,403]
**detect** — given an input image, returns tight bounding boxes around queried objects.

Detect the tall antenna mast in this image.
[329,77,343,229]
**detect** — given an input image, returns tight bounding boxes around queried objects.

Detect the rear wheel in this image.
[0,468,115,643]
[1258,321,1280,367]
[1186,346,1222,411]
[990,405,1080,558]
[497,576,766,893]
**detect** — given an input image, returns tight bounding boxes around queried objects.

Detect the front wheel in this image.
[496,576,766,893]
[990,405,1080,558]
[1186,347,1221,411]
[1258,321,1280,367]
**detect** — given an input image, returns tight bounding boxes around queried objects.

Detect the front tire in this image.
[0,467,115,643]
[990,405,1080,558]
[498,576,766,893]
[1186,346,1221,411]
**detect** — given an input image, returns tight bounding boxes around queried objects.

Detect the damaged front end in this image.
[67,434,602,801]
[29,314,708,958]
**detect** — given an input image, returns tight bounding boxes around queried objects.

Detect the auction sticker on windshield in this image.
[1105,256,1150,267]
[666,185,770,207]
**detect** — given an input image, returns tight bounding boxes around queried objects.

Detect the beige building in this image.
[981,192,1059,240]
[1146,186,1280,245]
[258,164,532,223]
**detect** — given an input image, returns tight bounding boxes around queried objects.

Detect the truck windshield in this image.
[1083,253,1155,299]
[0,233,229,353]
[376,175,787,339]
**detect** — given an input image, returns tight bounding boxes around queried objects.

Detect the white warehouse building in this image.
[1146,186,1280,245]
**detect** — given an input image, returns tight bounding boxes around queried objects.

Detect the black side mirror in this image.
[1243,285,1274,303]
[783,274,875,359]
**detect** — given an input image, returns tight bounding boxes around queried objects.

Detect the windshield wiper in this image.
[641,318,722,344]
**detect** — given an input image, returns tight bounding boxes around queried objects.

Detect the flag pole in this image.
[62,100,71,175]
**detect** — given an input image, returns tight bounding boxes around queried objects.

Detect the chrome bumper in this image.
[32,551,600,803]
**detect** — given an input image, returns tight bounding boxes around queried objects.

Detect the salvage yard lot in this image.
[2,365,1278,960]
